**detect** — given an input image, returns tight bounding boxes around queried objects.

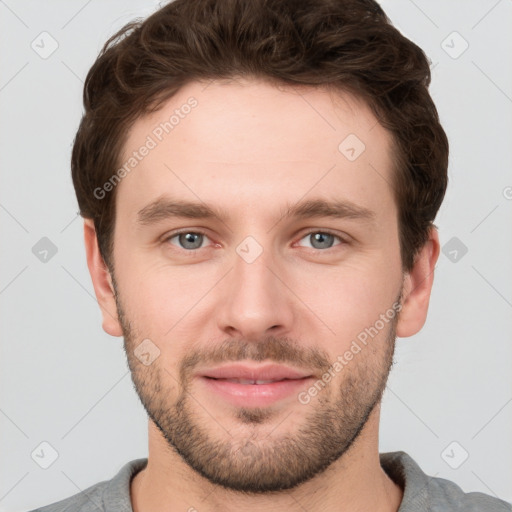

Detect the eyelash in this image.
[163,229,347,252]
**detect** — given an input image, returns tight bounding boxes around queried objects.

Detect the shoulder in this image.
[380,451,511,512]
[427,476,511,512]
[25,458,148,512]
[27,482,106,512]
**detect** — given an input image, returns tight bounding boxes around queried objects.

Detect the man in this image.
[30,0,511,510]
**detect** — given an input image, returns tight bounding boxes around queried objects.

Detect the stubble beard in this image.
[115,284,398,493]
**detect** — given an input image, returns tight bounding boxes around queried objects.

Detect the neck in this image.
[130,407,403,512]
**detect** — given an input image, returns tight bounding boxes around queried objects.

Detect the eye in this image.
[296,231,344,250]
[163,229,346,253]
[166,231,211,251]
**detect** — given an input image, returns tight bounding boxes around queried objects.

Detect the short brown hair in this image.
[72,0,448,272]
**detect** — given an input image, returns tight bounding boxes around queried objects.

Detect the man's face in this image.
[109,79,404,492]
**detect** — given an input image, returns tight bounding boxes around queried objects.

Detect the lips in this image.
[222,378,284,385]
[196,363,314,407]
[200,363,312,382]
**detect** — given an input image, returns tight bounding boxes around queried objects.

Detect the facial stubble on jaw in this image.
[113,278,399,493]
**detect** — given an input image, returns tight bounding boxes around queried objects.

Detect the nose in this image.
[216,242,295,341]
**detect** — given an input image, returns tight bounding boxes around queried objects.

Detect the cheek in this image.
[117,260,219,337]
[297,258,401,343]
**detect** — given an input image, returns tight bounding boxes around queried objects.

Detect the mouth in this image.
[199,362,313,381]
[208,377,302,385]
[197,363,314,407]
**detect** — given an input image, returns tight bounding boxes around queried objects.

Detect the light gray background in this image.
[1,1,511,510]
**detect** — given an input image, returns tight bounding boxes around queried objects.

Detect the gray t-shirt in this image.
[27,451,511,511]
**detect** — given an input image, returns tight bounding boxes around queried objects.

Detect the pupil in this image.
[181,233,202,249]
[312,232,333,249]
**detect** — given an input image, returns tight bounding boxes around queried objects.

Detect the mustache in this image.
[179,336,332,383]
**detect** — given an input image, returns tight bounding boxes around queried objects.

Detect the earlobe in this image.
[396,227,440,338]
[83,219,123,337]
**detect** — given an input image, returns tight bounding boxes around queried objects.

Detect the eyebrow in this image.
[136,196,376,226]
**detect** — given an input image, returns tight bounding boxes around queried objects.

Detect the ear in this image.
[83,218,123,337]
[396,226,440,338]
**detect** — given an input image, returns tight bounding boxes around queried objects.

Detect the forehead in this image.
[116,78,396,225]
